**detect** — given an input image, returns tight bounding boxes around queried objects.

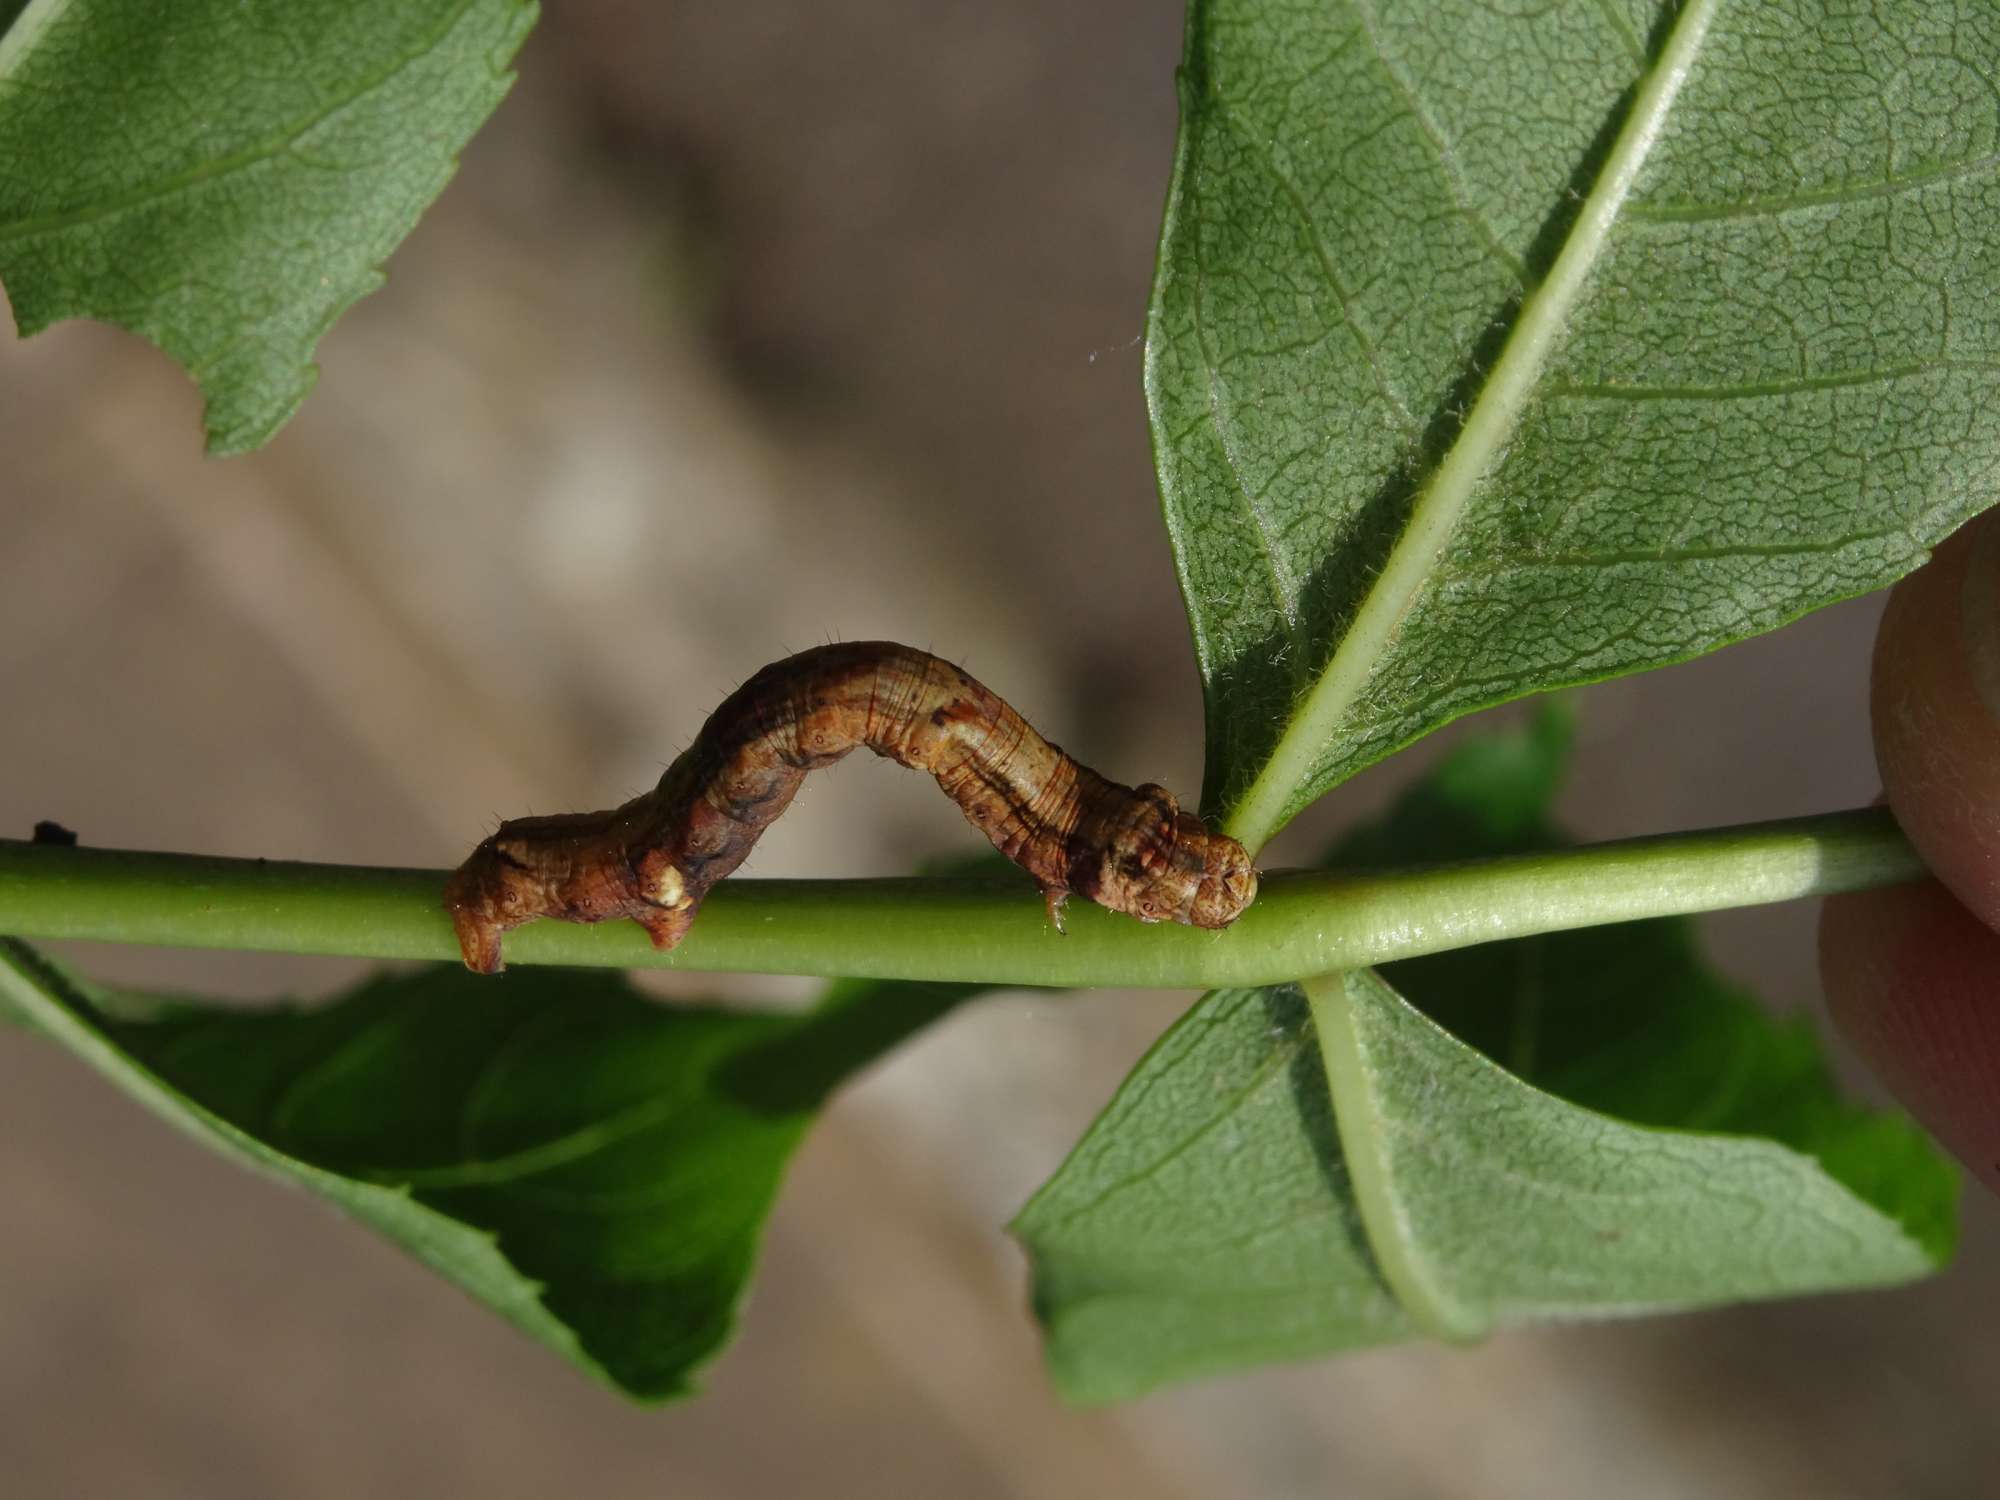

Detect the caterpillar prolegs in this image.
[445,642,1259,972]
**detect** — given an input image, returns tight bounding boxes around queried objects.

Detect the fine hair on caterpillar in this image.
[445,642,1259,973]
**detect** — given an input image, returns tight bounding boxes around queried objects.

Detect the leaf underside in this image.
[1014,711,1956,1402]
[1152,0,2000,839]
[0,0,538,453]
[0,939,983,1401]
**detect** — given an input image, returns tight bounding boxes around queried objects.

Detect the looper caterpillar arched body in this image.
[444,642,1258,972]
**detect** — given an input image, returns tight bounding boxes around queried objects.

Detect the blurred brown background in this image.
[2,3,1994,1495]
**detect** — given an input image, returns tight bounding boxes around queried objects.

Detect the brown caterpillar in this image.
[445,642,1258,973]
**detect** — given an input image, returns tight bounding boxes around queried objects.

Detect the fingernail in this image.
[1963,515,2000,723]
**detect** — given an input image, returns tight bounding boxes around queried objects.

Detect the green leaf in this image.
[1014,714,1956,1401]
[1368,919,1960,1271]
[1327,700,1574,866]
[0,938,983,1400]
[1015,984,1414,1402]
[1325,706,1955,1265]
[1152,0,2000,846]
[1307,966,1941,1339]
[0,0,537,453]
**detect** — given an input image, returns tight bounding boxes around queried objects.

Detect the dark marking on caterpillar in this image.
[444,642,1259,973]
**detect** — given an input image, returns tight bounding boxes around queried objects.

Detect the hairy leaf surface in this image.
[1014,714,1956,1400]
[1152,0,2000,842]
[0,940,982,1400]
[0,0,536,452]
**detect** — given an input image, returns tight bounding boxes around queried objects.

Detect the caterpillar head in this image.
[1185,820,1259,929]
[1088,785,1258,929]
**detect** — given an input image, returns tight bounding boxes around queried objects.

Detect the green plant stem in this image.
[0,807,1925,989]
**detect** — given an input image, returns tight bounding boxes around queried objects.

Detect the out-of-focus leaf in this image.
[0,0,537,452]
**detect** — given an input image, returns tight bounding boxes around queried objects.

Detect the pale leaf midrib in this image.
[1305,971,1477,1340]
[1221,0,1721,854]
[0,0,71,82]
